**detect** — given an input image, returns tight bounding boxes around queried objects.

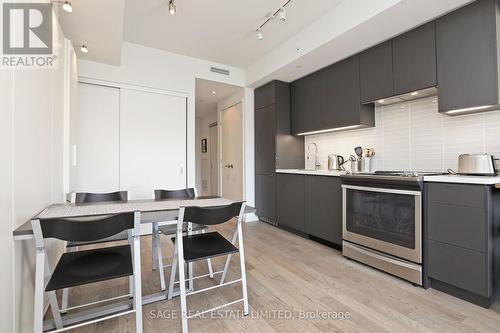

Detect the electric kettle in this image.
[328,154,345,171]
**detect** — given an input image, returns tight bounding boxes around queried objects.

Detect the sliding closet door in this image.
[120,89,187,199]
[75,83,120,192]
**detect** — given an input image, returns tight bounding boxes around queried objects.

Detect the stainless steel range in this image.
[340,171,443,286]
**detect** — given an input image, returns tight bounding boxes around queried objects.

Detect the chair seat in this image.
[66,230,129,248]
[159,223,207,236]
[172,232,238,263]
[46,245,133,291]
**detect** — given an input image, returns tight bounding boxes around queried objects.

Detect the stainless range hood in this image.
[373,87,438,107]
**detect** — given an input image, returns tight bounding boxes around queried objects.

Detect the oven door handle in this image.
[341,184,422,196]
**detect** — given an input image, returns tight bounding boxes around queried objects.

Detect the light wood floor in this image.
[64,220,500,333]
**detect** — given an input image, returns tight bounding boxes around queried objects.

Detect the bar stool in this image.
[62,191,130,313]
[168,202,249,333]
[31,211,143,332]
[151,188,214,291]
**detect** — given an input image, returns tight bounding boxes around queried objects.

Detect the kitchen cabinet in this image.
[436,0,500,113]
[255,104,276,175]
[276,174,305,232]
[291,71,321,134]
[360,40,394,103]
[255,175,276,223]
[254,81,304,224]
[320,56,374,130]
[392,22,437,95]
[425,182,500,307]
[254,81,276,109]
[304,176,342,245]
[291,57,374,135]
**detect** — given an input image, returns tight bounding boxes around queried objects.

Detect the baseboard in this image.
[429,278,493,308]
[244,213,259,222]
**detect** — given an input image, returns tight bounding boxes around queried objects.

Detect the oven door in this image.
[342,185,422,263]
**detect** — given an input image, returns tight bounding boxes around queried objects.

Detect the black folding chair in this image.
[62,191,130,312]
[168,202,249,333]
[150,188,214,291]
[31,211,142,332]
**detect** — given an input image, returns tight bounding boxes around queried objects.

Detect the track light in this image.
[169,0,176,15]
[255,1,293,40]
[52,0,72,13]
[256,29,263,40]
[80,45,88,54]
[279,8,286,21]
[62,1,72,13]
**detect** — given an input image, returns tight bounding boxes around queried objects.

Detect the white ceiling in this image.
[195,79,241,118]
[58,0,474,86]
[56,0,124,65]
[123,0,345,68]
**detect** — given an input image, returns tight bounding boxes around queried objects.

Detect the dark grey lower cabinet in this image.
[255,175,276,223]
[276,174,305,232]
[425,182,499,307]
[304,176,342,245]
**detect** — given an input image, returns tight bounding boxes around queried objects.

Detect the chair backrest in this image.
[181,202,244,226]
[35,211,138,243]
[74,191,128,204]
[154,188,196,200]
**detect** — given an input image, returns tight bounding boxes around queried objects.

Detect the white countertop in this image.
[276,169,345,176]
[423,174,500,185]
[276,169,500,185]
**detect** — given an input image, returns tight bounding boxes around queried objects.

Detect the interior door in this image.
[120,88,187,199]
[221,103,243,201]
[75,83,120,192]
[209,123,219,196]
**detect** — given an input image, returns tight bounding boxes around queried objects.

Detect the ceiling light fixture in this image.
[256,29,264,40]
[211,91,216,95]
[255,0,292,40]
[62,0,72,12]
[410,91,419,96]
[80,45,88,54]
[51,0,72,13]
[279,8,286,21]
[169,0,176,15]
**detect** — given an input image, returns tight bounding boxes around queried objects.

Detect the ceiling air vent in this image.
[211,66,230,76]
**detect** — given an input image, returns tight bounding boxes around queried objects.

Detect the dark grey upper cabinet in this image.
[255,104,276,175]
[304,176,342,245]
[254,80,304,175]
[360,40,394,103]
[393,22,437,95]
[320,55,374,130]
[254,81,276,109]
[291,72,321,134]
[292,56,374,134]
[436,0,500,113]
[276,174,305,232]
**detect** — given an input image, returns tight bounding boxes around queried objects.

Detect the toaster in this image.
[457,154,497,176]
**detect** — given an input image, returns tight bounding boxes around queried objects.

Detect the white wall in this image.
[0,9,73,332]
[78,42,246,191]
[305,97,500,172]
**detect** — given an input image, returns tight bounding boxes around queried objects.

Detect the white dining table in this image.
[13,196,255,331]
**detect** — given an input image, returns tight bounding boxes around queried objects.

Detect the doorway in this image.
[195,78,243,199]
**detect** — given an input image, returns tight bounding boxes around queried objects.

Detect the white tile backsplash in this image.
[304,96,500,172]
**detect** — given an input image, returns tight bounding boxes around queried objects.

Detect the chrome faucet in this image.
[307,142,321,170]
